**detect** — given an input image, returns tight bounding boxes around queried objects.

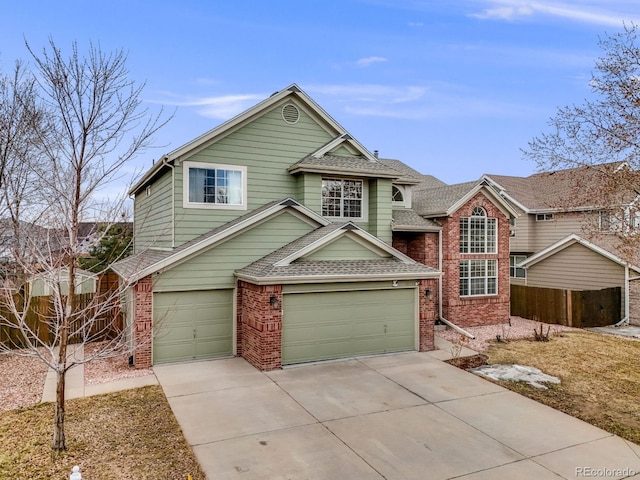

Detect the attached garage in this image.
[153,290,233,364]
[282,287,417,365]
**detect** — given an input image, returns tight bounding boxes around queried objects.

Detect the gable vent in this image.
[282,104,300,124]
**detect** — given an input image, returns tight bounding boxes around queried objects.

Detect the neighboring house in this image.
[113,84,514,371]
[29,268,97,296]
[484,163,640,325]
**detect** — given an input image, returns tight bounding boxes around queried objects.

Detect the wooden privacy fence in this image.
[510,284,622,328]
[0,273,123,349]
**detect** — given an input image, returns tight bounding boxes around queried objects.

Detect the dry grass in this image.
[487,330,640,444]
[0,386,205,480]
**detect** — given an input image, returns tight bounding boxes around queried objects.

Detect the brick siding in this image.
[394,192,511,328]
[237,281,283,370]
[419,278,438,350]
[133,275,153,368]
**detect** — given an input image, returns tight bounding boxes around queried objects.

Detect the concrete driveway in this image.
[154,352,640,480]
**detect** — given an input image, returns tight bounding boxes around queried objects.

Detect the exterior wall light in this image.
[424,289,432,298]
[269,294,280,309]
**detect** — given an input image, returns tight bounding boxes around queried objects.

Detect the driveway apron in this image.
[154,353,640,480]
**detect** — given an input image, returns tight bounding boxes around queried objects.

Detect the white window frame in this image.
[183,161,247,210]
[509,255,527,279]
[459,207,497,254]
[459,259,498,297]
[392,185,411,208]
[535,213,554,221]
[321,177,367,220]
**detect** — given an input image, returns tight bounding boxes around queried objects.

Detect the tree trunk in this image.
[52,368,66,451]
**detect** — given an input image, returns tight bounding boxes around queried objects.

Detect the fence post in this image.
[566,289,572,327]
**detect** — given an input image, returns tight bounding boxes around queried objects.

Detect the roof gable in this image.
[519,233,640,273]
[131,84,376,194]
[112,198,328,281]
[413,180,518,218]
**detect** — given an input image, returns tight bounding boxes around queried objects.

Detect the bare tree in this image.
[0,39,169,451]
[524,23,640,261]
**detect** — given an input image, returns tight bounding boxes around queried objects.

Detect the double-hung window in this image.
[321,178,363,219]
[184,161,247,210]
[460,259,497,296]
[459,207,497,253]
[510,255,527,278]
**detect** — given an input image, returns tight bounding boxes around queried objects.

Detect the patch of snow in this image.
[470,364,561,390]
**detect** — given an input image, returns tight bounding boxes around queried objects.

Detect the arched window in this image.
[459,206,496,254]
[392,186,404,203]
[471,206,486,216]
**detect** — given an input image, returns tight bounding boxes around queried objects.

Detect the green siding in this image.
[368,179,393,243]
[172,101,336,245]
[154,211,315,291]
[283,280,417,294]
[282,287,416,364]
[297,173,322,214]
[153,289,233,363]
[134,168,174,252]
[303,234,389,261]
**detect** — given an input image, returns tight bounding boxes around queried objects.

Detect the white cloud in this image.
[305,82,541,120]
[146,93,265,119]
[356,56,388,67]
[468,1,640,26]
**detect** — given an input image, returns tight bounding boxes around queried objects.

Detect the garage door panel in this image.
[282,289,416,365]
[153,289,233,364]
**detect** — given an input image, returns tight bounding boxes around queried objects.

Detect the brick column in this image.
[419,278,438,351]
[237,281,283,370]
[133,275,153,368]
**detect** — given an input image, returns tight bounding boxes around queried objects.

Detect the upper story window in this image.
[536,213,554,221]
[459,207,497,254]
[183,161,247,210]
[510,255,527,278]
[322,178,363,219]
[392,186,404,203]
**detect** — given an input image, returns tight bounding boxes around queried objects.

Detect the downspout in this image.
[161,156,176,248]
[437,228,475,339]
[615,265,634,327]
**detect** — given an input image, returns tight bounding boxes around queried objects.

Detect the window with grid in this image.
[509,255,527,278]
[459,207,497,253]
[321,178,363,218]
[459,259,497,296]
[185,161,246,209]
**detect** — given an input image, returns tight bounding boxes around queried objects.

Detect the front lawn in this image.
[0,386,205,479]
[486,330,640,444]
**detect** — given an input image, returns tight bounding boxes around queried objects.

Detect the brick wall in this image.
[419,278,438,351]
[133,275,153,368]
[237,281,283,370]
[393,232,439,269]
[439,192,511,327]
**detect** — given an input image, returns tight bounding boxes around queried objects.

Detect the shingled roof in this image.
[486,162,639,212]
[412,181,480,217]
[391,209,441,231]
[289,155,400,178]
[236,222,439,283]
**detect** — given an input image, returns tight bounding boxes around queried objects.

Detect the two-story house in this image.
[114,85,514,371]
[484,163,640,326]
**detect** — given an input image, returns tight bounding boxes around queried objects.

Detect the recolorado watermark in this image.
[576,466,637,478]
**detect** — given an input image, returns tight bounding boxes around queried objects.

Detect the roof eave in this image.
[234,271,442,285]
[288,165,399,179]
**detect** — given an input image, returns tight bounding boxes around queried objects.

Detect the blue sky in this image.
[1,1,639,188]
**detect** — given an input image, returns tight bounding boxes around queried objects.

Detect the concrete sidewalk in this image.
[40,344,158,403]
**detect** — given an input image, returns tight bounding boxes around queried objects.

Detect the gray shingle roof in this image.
[289,155,400,178]
[412,181,480,217]
[486,162,638,211]
[391,209,441,231]
[378,159,448,188]
[111,198,307,280]
[236,222,438,280]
